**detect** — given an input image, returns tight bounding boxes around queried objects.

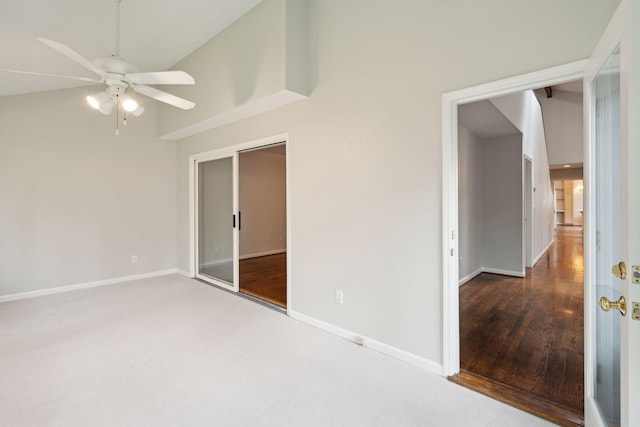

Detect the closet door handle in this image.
[238,211,242,231]
[232,214,236,228]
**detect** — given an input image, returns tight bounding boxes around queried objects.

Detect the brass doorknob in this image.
[612,261,626,279]
[599,296,627,316]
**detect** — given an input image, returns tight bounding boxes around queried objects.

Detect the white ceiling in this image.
[0,0,262,97]
[458,100,520,139]
[459,80,582,142]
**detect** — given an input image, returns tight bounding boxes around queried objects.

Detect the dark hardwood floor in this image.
[455,226,584,426]
[239,253,287,308]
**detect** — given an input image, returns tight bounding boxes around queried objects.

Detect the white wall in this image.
[172,0,618,364]
[481,134,524,275]
[458,128,523,280]
[535,89,583,166]
[0,87,177,297]
[491,91,556,261]
[157,0,308,140]
[239,147,287,258]
[0,0,618,369]
[457,125,483,282]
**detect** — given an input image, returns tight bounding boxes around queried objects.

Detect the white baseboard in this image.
[177,269,192,278]
[0,269,178,303]
[459,266,526,285]
[481,267,525,278]
[239,249,286,260]
[532,239,554,267]
[288,310,443,376]
[459,267,483,286]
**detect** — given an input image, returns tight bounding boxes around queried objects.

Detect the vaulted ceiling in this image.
[0,0,262,97]
[458,100,520,140]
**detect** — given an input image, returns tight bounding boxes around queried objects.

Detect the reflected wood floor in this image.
[240,253,287,308]
[198,254,287,308]
[455,226,584,426]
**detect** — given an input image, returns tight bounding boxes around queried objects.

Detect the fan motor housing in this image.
[93,57,138,75]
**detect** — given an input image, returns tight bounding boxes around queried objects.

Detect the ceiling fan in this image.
[0,0,195,131]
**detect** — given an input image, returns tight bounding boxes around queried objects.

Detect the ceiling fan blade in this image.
[125,71,195,85]
[131,84,195,110]
[0,69,103,83]
[37,37,106,78]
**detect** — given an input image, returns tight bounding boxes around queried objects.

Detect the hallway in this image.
[455,226,584,425]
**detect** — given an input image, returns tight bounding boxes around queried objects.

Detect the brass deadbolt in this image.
[612,262,626,280]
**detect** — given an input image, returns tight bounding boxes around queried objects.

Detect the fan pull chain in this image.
[115,94,119,135]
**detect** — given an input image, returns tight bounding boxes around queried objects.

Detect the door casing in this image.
[441,61,586,376]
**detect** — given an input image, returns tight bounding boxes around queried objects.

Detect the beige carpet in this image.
[0,275,554,426]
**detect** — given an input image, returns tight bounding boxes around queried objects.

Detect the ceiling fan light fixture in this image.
[131,105,145,117]
[99,98,115,115]
[8,0,196,134]
[122,97,138,113]
[87,91,111,111]
[86,95,100,109]
[86,94,101,109]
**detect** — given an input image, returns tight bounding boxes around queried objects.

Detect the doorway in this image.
[442,63,587,425]
[191,134,290,311]
[444,3,640,425]
[455,94,585,424]
[238,144,287,308]
[553,178,584,228]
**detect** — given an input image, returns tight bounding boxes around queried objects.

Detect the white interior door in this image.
[583,0,639,425]
[195,153,239,292]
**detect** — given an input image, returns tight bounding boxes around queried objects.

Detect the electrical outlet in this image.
[131,255,138,264]
[335,290,344,305]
